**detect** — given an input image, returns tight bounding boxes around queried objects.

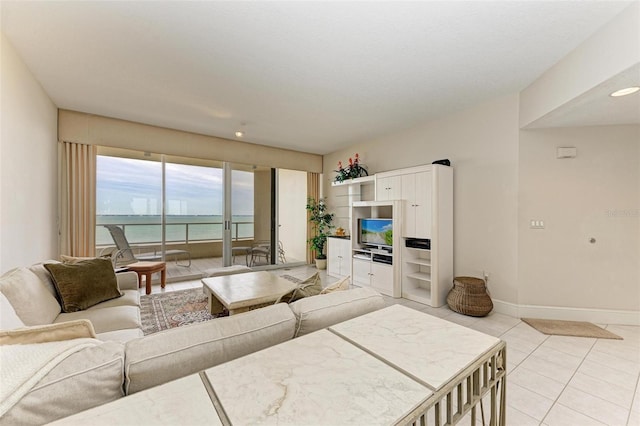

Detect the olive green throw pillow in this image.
[44,258,122,313]
[277,272,323,304]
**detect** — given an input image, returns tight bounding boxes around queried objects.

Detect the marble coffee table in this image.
[329,305,507,425]
[203,329,432,425]
[201,271,296,315]
[204,305,506,425]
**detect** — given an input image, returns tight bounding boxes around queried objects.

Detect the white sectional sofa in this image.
[0,262,385,425]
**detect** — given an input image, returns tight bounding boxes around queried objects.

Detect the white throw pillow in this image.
[0,292,25,330]
[0,267,61,325]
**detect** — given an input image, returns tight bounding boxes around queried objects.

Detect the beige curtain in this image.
[58,141,96,257]
[306,172,320,263]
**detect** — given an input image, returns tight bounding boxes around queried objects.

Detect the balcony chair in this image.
[249,240,286,266]
[104,225,191,267]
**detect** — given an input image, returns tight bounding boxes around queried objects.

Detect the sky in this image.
[96,156,254,216]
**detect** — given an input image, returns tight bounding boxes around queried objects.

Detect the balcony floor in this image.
[162,255,306,283]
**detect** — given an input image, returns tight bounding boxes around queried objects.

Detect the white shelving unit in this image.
[402,247,434,305]
[375,164,453,307]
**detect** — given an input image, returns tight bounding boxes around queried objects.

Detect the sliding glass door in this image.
[95,147,310,279]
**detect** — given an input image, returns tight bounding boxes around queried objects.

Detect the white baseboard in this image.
[492,299,640,326]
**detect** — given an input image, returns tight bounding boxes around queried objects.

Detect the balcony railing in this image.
[96,220,254,247]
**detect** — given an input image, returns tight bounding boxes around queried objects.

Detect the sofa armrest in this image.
[117,271,139,291]
[288,287,385,337]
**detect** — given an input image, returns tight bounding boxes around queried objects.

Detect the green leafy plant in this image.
[306,197,334,260]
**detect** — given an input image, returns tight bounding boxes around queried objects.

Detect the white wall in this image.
[324,94,520,304]
[0,33,58,273]
[518,125,639,311]
[277,169,307,263]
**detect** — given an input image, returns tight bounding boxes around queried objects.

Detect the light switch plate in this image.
[530,220,545,229]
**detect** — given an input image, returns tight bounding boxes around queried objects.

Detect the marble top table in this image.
[204,329,432,425]
[201,271,296,315]
[329,304,501,391]
[51,374,222,425]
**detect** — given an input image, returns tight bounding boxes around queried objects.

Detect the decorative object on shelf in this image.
[446,276,493,317]
[334,153,369,183]
[306,197,334,269]
[335,227,346,237]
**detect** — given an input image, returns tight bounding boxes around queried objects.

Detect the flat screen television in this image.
[358,218,393,248]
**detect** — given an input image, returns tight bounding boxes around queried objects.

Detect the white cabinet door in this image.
[401,174,417,237]
[352,258,371,287]
[370,262,393,295]
[327,238,351,278]
[414,171,431,239]
[401,171,432,239]
[327,238,341,278]
[376,175,402,201]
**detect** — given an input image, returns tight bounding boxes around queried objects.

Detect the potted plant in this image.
[306,197,334,269]
[334,153,368,183]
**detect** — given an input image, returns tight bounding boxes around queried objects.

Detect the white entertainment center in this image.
[328,164,453,307]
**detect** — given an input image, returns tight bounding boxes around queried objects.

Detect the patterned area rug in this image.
[140,288,227,335]
[140,275,302,335]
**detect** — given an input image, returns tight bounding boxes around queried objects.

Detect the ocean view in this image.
[96,215,254,246]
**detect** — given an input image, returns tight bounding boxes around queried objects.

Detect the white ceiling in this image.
[1,1,636,155]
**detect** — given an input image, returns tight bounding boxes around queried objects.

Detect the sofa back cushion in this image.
[0,292,25,330]
[0,268,61,326]
[289,287,385,337]
[28,261,61,300]
[0,341,125,425]
[124,303,296,394]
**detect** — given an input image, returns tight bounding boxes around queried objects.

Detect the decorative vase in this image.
[315,258,327,270]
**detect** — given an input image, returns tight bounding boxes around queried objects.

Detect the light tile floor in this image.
[149,264,640,426]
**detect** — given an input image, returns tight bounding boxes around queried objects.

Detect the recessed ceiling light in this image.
[235,131,244,138]
[610,86,640,97]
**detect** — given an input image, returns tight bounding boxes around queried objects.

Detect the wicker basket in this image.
[446,276,493,317]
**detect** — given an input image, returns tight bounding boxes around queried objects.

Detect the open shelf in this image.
[402,286,432,306]
[406,259,431,267]
[331,175,375,187]
[407,272,431,282]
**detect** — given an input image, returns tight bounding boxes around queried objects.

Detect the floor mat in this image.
[522,318,622,340]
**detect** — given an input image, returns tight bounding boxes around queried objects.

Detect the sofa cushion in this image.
[289,287,385,337]
[28,261,61,300]
[0,341,125,425]
[86,289,140,309]
[0,320,96,345]
[45,259,123,313]
[124,303,296,394]
[55,305,141,334]
[115,271,140,291]
[0,267,61,326]
[0,292,25,330]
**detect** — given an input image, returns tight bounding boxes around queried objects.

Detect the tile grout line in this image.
[538,334,614,425]
[624,360,640,426]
